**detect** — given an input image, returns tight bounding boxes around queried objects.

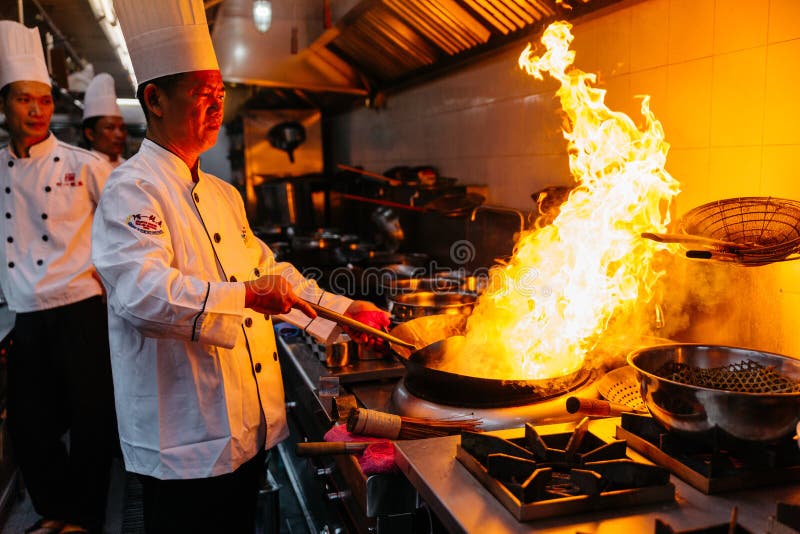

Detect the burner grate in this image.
[617,413,800,494]
[456,420,674,521]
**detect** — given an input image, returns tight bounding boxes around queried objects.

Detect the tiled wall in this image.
[330,0,800,355]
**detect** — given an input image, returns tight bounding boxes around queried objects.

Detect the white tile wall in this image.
[329,0,800,355]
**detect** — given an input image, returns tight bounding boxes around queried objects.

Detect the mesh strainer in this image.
[678,197,800,265]
[596,366,645,411]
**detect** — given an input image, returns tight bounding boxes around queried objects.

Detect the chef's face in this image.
[0,81,53,144]
[86,116,127,160]
[161,70,225,154]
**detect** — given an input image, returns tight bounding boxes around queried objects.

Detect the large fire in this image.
[443,21,680,380]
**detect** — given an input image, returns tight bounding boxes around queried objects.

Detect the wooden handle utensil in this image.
[295,442,371,457]
[304,301,418,351]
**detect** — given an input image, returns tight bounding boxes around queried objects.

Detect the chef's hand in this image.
[344,301,391,351]
[244,275,317,319]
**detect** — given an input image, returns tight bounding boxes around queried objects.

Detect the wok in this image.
[628,344,800,442]
[389,315,589,408]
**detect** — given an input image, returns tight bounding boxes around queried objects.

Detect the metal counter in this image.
[394,418,800,534]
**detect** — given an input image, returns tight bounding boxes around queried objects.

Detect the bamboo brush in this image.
[346,408,482,439]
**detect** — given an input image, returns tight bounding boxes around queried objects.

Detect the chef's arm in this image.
[92,182,244,349]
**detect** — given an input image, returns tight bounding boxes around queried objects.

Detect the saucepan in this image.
[628,344,800,442]
[387,315,590,408]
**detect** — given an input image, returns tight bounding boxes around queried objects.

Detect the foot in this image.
[25,518,65,534]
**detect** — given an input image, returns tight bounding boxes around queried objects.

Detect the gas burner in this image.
[390,372,598,431]
[617,413,800,493]
[456,422,674,521]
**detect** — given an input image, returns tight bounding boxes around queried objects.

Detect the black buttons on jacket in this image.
[36,260,43,266]
[272,351,278,362]
[254,363,262,373]
[193,193,199,202]
[7,161,13,167]
[253,268,260,277]
[42,235,48,241]
[244,317,253,327]
[7,262,13,268]
[44,186,51,193]
[4,187,9,194]
[6,237,12,243]
[229,275,237,282]
[53,157,60,162]
[41,213,48,220]
[213,233,221,243]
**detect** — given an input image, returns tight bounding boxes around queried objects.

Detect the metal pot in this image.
[388,314,589,407]
[387,291,475,324]
[628,344,800,442]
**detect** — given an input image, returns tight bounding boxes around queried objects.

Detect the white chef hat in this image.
[83,73,122,120]
[0,20,50,91]
[113,0,219,85]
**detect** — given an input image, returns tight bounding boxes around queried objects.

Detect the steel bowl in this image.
[388,291,476,324]
[628,344,800,442]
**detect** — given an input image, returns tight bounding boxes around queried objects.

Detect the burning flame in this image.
[447,21,680,380]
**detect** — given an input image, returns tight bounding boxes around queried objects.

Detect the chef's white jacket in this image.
[91,149,126,169]
[0,133,111,312]
[92,139,352,479]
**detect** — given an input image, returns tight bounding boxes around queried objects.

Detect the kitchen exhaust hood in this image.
[211,0,624,106]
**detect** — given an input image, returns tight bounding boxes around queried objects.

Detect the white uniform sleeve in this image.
[92,178,244,348]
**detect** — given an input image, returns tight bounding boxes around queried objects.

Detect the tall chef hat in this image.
[83,73,122,120]
[0,20,51,90]
[113,0,219,85]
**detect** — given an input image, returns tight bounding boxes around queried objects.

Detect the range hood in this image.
[212,0,623,106]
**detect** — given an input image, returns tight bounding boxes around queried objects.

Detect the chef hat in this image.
[83,73,122,120]
[113,0,219,85]
[0,20,50,90]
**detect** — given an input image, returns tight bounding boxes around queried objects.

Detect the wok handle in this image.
[566,396,640,417]
[295,442,371,457]
[641,232,742,249]
[305,301,417,351]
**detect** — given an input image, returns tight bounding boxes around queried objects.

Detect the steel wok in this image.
[389,315,588,408]
[628,344,800,442]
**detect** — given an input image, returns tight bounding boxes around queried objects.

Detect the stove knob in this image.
[316,466,334,477]
[326,490,350,501]
[285,401,297,410]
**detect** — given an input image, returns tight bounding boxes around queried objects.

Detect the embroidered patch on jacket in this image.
[56,172,83,187]
[126,211,165,235]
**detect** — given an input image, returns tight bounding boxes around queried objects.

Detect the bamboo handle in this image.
[337,164,402,186]
[295,442,371,457]
[566,397,645,416]
[305,301,418,351]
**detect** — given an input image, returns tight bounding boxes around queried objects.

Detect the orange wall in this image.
[331,0,800,355]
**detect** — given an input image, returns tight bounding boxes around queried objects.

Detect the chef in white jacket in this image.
[92,1,389,532]
[81,72,127,168]
[0,20,116,534]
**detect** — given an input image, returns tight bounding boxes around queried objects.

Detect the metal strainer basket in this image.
[596,366,645,411]
[679,197,800,265]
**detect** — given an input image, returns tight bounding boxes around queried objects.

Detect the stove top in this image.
[617,413,800,494]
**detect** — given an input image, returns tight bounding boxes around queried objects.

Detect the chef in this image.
[92,1,389,532]
[0,20,116,534]
[81,72,127,168]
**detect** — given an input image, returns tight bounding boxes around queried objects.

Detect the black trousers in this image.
[137,449,267,534]
[7,296,117,532]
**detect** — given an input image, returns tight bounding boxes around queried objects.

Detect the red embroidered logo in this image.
[56,173,83,187]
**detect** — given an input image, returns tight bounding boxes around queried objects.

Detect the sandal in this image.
[25,518,65,534]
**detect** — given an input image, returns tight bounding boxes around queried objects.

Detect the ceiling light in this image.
[253,0,273,33]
